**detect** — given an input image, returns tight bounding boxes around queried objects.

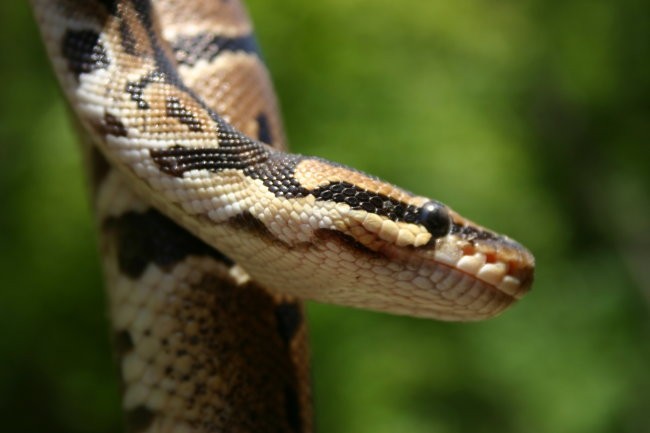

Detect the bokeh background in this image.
[1,0,648,432]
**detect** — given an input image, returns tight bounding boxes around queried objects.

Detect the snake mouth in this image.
[375,229,534,320]
[435,235,535,300]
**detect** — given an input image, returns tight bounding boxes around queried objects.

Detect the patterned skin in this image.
[31,0,534,431]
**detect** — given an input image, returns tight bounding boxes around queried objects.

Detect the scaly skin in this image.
[31,0,534,431]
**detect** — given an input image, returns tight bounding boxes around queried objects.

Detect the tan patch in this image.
[178,53,286,148]
[155,0,252,39]
[135,81,215,138]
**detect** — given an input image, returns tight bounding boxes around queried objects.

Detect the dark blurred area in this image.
[1,1,648,432]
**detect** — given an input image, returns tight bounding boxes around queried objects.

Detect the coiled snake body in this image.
[31,0,535,432]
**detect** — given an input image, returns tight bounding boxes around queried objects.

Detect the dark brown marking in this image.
[284,385,303,433]
[256,113,273,145]
[104,209,233,279]
[114,330,134,357]
[125,405,155,432]
[94,112,128,137]
[165,97,204,132]
[314,229,381,258]
[275,302,302,345]
[229,212,276,241]
[105,113,127,136]
[61,29,110,79]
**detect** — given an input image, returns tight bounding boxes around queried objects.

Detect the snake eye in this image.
[418,201,451,239]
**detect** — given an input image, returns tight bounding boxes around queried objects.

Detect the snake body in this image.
[31,0,535,431]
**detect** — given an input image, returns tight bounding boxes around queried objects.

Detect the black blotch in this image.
[275,302,302,344]
[103,112,128,137]
[125,405,155,432]
[114,330,134,357]
[172,33,261,66]
[165,96,204,132]
[61,29,109,79]
[284,385,302,433]
[418,201,451,239]
[104,209,233,279]
[256,113,273,145]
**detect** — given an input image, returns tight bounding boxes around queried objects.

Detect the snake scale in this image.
[30,0,535,432]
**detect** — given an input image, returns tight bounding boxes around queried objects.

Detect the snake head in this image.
[241,156,535,321]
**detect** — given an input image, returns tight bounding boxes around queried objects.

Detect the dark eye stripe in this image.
[311,181,420,224]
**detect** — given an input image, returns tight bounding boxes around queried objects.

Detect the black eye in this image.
[418,201,451,239]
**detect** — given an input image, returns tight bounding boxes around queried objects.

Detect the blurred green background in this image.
[1,0,648,432]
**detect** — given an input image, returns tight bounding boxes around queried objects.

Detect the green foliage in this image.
[1,1,648,432]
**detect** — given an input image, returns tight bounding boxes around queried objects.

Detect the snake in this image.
[30,0,535,432]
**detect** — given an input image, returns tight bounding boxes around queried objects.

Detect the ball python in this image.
[30,0,535,432]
